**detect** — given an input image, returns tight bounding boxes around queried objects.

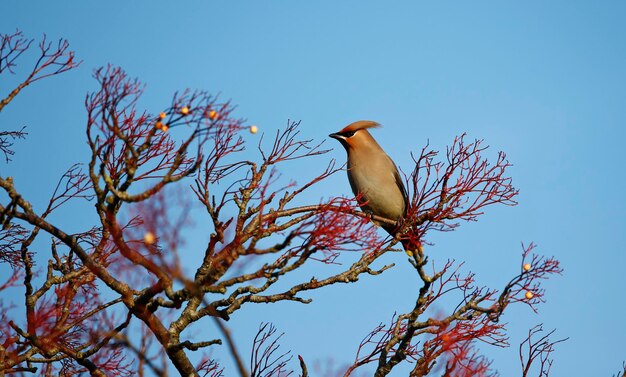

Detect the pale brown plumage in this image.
[329,120,408,236]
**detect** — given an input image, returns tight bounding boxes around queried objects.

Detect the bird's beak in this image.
[328,132,342,140]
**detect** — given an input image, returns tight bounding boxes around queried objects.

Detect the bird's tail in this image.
[401,238,424,258]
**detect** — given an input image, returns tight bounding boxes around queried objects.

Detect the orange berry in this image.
[155,121,164,129]
[525,291,534,299]
[250,125,258,134]
[181,106,189,115]
[159,112,167,119]
[161,124,169,132]
[523,263,531,271]
[144,232,156,245]
[209,110,218,120]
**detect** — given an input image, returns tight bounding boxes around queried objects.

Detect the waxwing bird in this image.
[329,120,408,238]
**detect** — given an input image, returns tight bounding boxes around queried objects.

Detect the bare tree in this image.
[0,30,579,376]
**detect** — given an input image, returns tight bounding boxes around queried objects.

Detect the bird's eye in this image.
[343,131,355,138]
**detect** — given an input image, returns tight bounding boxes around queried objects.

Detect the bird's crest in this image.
[339,120,381,133]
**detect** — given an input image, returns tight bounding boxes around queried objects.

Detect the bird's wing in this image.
[389,156,409,214]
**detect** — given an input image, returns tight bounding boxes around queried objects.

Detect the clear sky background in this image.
[1,1,625,376]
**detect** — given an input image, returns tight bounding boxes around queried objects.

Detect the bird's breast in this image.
[347,159,406,222]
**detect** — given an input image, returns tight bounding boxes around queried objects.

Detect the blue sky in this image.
[1,1,625,375]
